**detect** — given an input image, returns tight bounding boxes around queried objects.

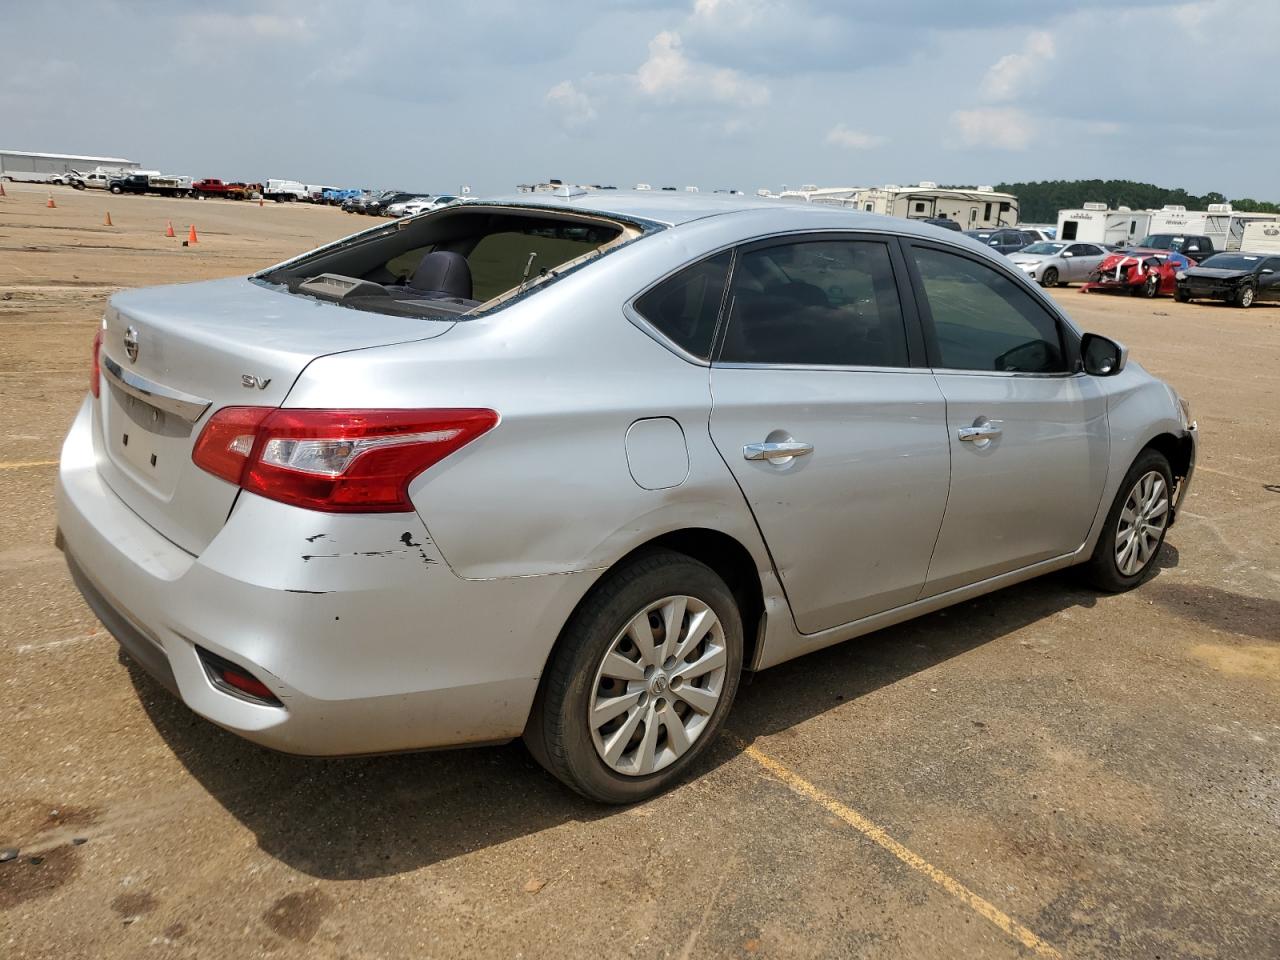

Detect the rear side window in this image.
[910,246,1067,374]
[719,239,909,367]
[632,252,731,360]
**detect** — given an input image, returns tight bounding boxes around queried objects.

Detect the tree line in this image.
[974,180,1279,223]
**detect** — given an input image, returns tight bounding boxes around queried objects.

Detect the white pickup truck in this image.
[262,179,308,202]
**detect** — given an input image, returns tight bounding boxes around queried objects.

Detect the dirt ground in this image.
[1,181,1277,959]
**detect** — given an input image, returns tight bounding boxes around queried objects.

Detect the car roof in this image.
[469,191,1011,241]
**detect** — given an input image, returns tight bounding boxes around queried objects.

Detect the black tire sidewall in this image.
[1041,267,1058,288]
[532,550,743,803]
[1087,449,1173,592]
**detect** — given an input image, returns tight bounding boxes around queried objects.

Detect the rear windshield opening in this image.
[258,207,637,319]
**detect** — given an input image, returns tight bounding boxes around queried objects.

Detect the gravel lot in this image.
[2,181,1277,959]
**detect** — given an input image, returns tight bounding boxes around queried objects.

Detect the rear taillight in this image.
[90,328,103,398]
[192,407,498,513]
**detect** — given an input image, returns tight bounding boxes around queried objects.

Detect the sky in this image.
[3,0,1276,198]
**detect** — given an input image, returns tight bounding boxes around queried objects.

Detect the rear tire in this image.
[525,549,743,804]
[1040,267,1058,288]
[1235,284,1255,308]
[1082,448,1173,592]
[109,184,122,195]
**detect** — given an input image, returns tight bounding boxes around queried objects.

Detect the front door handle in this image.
[957,422,1003,442]
[744,441,814,462]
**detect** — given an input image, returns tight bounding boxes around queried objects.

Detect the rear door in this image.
[707,234,951,634]
[1261,258,1280,301]
[902,241,1109,595]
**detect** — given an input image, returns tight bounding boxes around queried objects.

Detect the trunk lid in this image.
[96,277,453,554]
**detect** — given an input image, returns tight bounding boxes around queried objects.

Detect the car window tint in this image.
[911,246,1067,374]
[720,239,909,367]
[632,252,731,360]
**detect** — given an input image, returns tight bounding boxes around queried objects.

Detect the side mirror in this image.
[989,240,1000,246]
[1187,246,1200,253]
[1062,251,1074,257]
[1263,268,1275,275]
[1081,332,1127,377]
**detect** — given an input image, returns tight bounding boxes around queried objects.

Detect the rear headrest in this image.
[410,251,472,299]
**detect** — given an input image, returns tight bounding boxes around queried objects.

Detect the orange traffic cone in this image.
[165,220,176,237]
[104,211,113,227]
[47,193,57,208]
[187,224,199,244]
[258,197,264,208]
[0,181,7,197]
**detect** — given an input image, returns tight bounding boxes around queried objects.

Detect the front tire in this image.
[1082,449,1173,592]
[525,549,743,803]
[1175,287,1191,303]
[1040,267,1059,288]
[1141,273,1161,298]
[1235,284,1256,308]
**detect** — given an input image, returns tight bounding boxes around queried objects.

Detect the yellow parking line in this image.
[0,459,59,471]
[739,740,1063,959]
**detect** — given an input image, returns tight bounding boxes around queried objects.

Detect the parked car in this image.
[1009,241,1109,287]
[1175,252,1280,307]
[192,179,256,200]
[365,191,421,216]
[384,195,435,217]
[1082,249,1192,298]
[923,216,963,232]
[400,195,462,217]
[963,228,1034,255]
[1133,233,1215,262]
[108,174,194,198]
[60,195,1195,803]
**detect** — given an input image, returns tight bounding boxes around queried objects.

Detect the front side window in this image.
[910,246,1068,374]
[719,239,909,367]
[632,251,731,360]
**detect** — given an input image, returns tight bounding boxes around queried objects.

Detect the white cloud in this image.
[826,123,887,150]
[545,80,597,126]
[634,31,769,107]
[979,30,1055,101]
[950,107,1035,150]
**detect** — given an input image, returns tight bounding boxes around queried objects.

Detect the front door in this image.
[708,235,951,634]
[903,242,1110,595]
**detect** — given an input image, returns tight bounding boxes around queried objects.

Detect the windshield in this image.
[1198,254,1260,270]
[1137,235,1178,250]
[1020,242,1066,255]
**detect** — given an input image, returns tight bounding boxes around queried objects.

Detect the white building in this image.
[1146,204,1280,252]
[780,182,1019,229]
[1056,203,1153,246]
[0,149,140,183]
[1241,219,1280,254]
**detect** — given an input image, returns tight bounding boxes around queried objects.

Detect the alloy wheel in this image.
[589,595,728,776]
[1115,470,1169,576]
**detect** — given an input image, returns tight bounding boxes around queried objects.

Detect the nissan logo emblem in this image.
[123,325,140,363]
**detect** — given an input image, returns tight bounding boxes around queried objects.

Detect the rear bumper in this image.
[56,396,595,756]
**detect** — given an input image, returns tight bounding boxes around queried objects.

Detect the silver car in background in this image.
[57,193,1196,803]
[1010,240,1109,287]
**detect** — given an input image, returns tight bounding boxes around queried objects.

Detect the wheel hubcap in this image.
[1115,470,1169,577]
[589,595,727,776]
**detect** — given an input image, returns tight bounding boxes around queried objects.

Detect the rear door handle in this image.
[744,441,813,462]
[957,423,1003,442]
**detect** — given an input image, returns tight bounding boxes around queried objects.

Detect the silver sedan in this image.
[57,195,1196,802]
[1010,240,1109,286]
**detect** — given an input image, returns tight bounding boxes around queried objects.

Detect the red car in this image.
[1081,249,1194,298]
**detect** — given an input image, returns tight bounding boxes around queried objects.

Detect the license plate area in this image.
[103,386,194,494]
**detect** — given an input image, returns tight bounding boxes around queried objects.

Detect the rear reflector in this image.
[192,407,498,513]
[196,647,283,706]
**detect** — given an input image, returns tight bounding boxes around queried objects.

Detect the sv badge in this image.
[241,374,272,390]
